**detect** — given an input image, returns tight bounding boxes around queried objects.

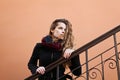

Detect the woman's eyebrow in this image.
[58,26,63,29]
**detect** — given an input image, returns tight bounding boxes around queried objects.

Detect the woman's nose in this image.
[62,31,65,34]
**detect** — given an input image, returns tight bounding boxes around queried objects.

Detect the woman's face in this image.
[51,22,66,40]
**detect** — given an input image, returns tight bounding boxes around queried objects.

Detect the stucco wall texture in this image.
[0,0,120,80]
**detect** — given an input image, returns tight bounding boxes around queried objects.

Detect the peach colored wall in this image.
[0,0,120,80]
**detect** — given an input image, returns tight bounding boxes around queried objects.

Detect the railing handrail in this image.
[25,25,120,80]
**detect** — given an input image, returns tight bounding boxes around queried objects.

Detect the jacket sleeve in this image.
[28,43,40,74]
[69,55,82,76]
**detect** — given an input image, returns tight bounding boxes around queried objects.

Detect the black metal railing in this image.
[25,25,120,80]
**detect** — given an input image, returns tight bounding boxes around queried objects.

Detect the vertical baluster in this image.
[101,55,104,80]
[56,65,59,80]
[113,34,120,80]
[85,50,89,80]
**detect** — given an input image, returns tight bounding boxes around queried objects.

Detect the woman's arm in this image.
[63,48,82,76]
[69,55,82,76]
[28,43,40,74]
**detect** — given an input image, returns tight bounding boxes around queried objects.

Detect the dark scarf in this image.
[41,35,63,51]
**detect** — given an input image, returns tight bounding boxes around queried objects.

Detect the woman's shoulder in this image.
[35,42,48,50]
[35,42,42,47]
[34,43,43,49]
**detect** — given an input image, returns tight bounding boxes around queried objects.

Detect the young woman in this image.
[28,19,81,80]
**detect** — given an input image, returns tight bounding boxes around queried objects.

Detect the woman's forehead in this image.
[57,22,66,28]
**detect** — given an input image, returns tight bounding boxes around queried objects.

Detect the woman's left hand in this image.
[63,49,74,59]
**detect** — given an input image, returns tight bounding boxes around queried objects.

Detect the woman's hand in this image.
[63,49,74,59]
[36,66,45,75]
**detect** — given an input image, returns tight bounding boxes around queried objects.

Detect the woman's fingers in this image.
[64,52,71,58]
[36,66,45,75]
[63,49,74,59]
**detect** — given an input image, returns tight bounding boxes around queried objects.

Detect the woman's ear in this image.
[51,30,54,33]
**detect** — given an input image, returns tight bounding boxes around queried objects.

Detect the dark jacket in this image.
[28,42,81,80]
[28,43,65,80]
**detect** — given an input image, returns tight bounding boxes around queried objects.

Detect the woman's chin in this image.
[58,37,64,40]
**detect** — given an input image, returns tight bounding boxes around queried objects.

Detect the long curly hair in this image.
[49,18,74,51]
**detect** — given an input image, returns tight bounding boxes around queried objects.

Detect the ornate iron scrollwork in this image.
[105,58,117,69]
[89,67,102,79]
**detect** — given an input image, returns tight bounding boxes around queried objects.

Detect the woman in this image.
[28,19,81,80]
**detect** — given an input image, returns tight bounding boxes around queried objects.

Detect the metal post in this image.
[85,50,89,80]
[101,55,104,80]
[113,34,120,80]
[56,66,59,80]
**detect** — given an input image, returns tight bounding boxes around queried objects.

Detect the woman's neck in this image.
[51,35,58,42]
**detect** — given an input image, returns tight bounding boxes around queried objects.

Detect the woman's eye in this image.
[58,27,63,29]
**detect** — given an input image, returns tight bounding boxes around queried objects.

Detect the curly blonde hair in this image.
[49,18,74,51]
